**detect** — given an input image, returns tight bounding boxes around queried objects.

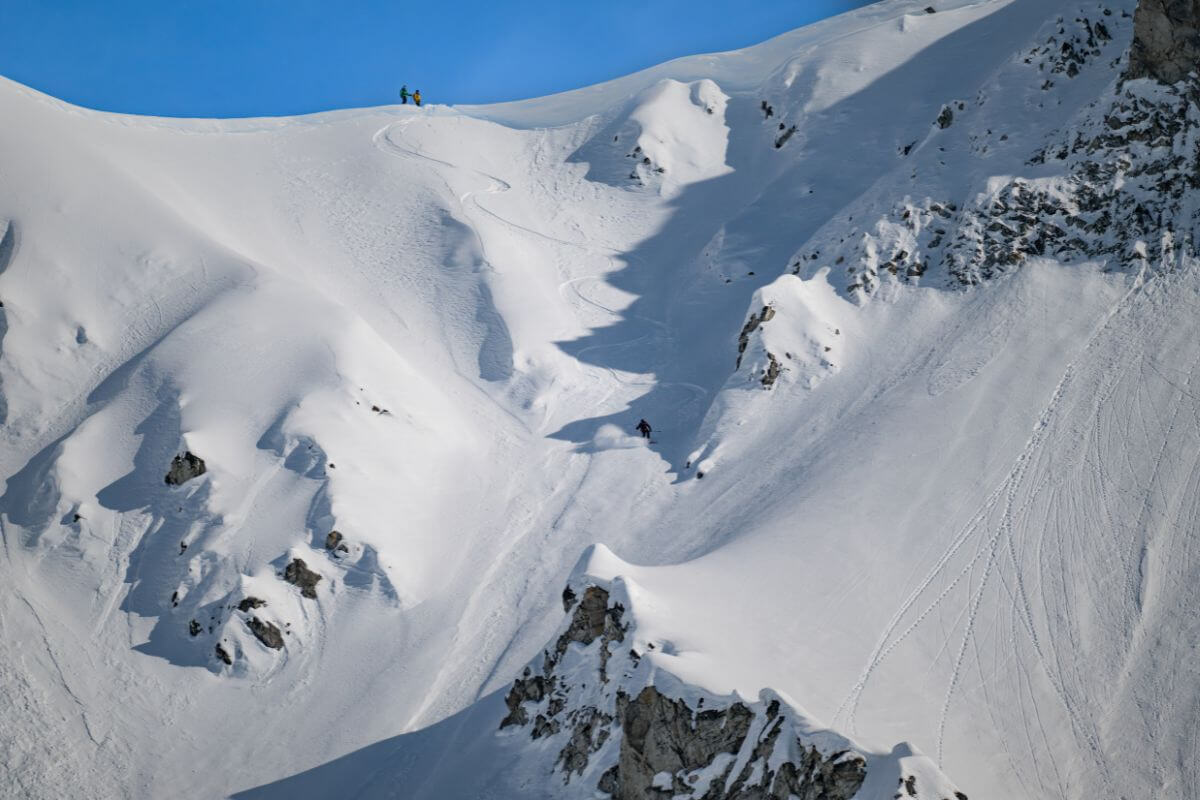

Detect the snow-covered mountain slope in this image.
[2,0,1199,798]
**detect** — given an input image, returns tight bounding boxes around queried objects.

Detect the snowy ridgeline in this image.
[243,546,967,799]
[4,0,1200,798]
[491,548,967,800]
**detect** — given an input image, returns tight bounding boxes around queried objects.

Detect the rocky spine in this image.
[493,575,959,800]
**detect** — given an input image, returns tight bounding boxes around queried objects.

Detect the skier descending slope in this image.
[636,418,652,440]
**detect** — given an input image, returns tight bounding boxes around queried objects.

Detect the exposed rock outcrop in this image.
[324,530,348,553]
[554,585,626,683]
[607,686,867,800]
[1127,0,1200,85]
[555,586,623,654]
[215,643,232,666]
[616,686,752,797]
[793,5,1200,296]
[164,451,206,486]
[736,306,775,368]
[283,558,322,599]
[774,124,798,149]
[761,353,782,389]
[237,596,266,612]
[501,585,627,731]
[500,668,553,729]
[246,617,284,650]
[944,71,1200,284]
[494,576,948,800]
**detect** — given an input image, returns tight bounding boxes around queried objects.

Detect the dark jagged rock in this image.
[164,451,206,486]
[237,596,266,612]
[608,685,867,800]
[803,10,1138,297]
[553,586,626,683]
[498,581,879,800]
[736,306,775,368]
[1127,0,1200,85]
[821,8,1194,297]
[189,619,202,637]
[557,586,615,652]
[558,706,613,776]
[283,558,322,599]
[767,746,867,800]
[501,668,553,729]
[942,78,1200,284]
[761,353,782,389]
[246,617,284,650]
[936,105,954,128]
[598,765,619,795]
[617,686,753,796]
[532,713,561,740]
[500,585,624,741]
[324,530,346,552]
[215,643,232,666]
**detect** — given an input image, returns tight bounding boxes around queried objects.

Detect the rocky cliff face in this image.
[784,3,1200,300]
[498,575,966,800]
[1127,0,1200,84]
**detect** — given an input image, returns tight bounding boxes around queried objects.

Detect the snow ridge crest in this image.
[497,551,968,800]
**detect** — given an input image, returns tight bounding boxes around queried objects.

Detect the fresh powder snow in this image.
[2,1,1199,798]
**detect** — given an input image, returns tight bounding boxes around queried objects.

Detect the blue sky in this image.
[0,1,873,118]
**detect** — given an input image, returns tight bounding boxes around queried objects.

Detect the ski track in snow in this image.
[376,119,710,440]
[830,255,1200,796]
[838,263,1151,769]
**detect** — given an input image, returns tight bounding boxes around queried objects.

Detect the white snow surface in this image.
[2,0,1198,798]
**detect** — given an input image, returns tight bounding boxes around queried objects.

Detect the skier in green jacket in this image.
[399,85,410,104]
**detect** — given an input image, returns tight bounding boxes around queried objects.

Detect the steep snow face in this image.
[5,0,1200,799]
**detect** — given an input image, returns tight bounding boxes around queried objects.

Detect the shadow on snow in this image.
[545,0,1052,479]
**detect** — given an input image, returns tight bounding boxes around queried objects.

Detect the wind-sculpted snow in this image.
[570,78,733,196]
[4,0,1200,798]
